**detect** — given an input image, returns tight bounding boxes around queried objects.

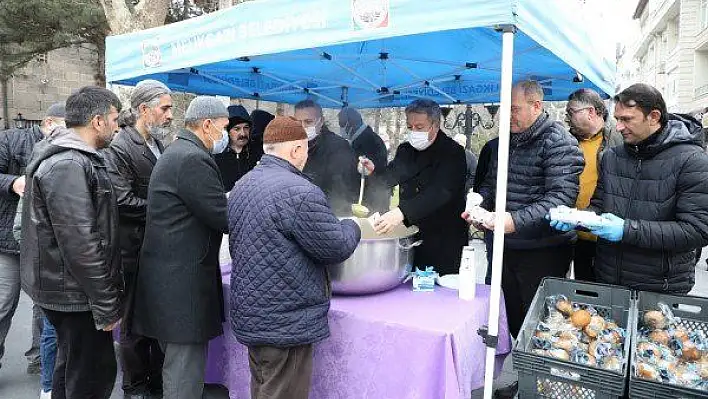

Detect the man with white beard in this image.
[104,79,173,399]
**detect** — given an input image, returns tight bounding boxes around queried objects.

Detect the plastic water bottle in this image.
[459,246,476,300]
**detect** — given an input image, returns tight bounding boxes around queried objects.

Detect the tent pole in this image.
[482,25,515,399]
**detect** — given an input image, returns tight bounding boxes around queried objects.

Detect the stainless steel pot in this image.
[330,222,421,295]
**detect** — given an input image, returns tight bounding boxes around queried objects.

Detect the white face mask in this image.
[211,128,229,154]
[305,126,318,141]
[407,130,432,151]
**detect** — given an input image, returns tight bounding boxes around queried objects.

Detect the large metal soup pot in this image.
[330,220,421,295]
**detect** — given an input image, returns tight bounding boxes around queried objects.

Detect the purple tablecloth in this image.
[205,268,511,399]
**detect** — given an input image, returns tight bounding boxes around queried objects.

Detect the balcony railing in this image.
[696,84,708,99]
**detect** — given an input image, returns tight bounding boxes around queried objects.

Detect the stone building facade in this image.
[1,46,98,129]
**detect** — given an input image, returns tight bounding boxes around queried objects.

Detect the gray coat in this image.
[131,129,228,343]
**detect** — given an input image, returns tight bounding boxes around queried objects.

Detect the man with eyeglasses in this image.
[564,89,622,282]
[552,83,708,295]
[293,100,359,216]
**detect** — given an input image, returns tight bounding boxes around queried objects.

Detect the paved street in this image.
[1,249,707,399]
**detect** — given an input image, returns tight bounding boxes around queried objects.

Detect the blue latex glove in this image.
[549,219,575,232]
[587,213,625,242]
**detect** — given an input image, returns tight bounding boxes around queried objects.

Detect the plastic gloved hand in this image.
[587,213,625,242]
[549,219,575,232]
[546,209,575,232]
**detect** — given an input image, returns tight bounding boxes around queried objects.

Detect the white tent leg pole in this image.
[482,26,515,399]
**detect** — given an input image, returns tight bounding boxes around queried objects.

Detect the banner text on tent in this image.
[170,11,328,58]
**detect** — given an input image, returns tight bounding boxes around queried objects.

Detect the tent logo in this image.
[351,0,389,30]
[142,39,162,68]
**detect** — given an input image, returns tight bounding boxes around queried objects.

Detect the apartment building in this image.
[617,0,708,119]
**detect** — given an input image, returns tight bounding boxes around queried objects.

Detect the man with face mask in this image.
[0,102,65,379]
[361,99,468,276]
[338,107,391,213]
[103,79,172,399]
[20,87,123,399]
[215,105,264,192]
[552,83,708,294]
[294,100,359,215]
[131,96,228,399]
[228,116,360,399]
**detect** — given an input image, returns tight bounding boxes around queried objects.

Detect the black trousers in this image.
[573,239,597,282]
[43,309,116,399]
[120,271,164,395]
[248,344,314,399]
[502,245,573,337]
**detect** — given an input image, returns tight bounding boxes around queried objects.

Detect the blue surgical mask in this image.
[211,127,229,154]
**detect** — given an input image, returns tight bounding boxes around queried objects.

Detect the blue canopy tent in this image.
[106,0,615,397]
[106,0,614,108]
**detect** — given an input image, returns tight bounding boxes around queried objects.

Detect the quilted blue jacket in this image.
[228,155,361,347]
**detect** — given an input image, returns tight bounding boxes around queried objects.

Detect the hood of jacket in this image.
[26,127,98,176]
[628,113,704,158]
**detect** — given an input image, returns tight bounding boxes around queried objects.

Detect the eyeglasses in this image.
[565,107,593,118]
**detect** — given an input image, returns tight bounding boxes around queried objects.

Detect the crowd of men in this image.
[0,78,705,399]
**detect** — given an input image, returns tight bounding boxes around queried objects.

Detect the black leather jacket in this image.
[20,127,123,329]
[103,126,163,275]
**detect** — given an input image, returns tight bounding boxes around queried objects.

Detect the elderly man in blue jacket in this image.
[228,116,361,399]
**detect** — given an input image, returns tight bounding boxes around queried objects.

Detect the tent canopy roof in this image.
[105,0,616,108]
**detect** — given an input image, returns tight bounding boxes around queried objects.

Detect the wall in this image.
[0,46,98,128]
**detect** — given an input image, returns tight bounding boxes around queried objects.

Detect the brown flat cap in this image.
[264,116,307,144]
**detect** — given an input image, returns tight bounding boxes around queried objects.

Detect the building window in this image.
[35,53,47,63]
[702,0,708,31]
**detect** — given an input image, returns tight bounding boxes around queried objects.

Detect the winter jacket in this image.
[19,127,123,330]
[479,112,585,249]
[228,155,360,347]
[214,143,263,192]
[249,109,274,149]
[463,149,478,195]
[131,129,228,344]
[473,138,496,194]
[590,114,708,293]
[103,126,164,275]
[0,126,44,254]
[351,125,391,213]
[380,132,468,275]
[303,128,359,216]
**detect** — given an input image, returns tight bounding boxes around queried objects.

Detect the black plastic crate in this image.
[512,278,634,399]
[629,291,708,399]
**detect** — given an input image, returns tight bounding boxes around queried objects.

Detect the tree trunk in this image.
[1,76,9,130]
[94,41,106,87]
[276,102,285,116]
[393,107,402,149]
[99,0,171,35]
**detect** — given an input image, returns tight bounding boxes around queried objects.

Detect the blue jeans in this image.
[40,316,57,393]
